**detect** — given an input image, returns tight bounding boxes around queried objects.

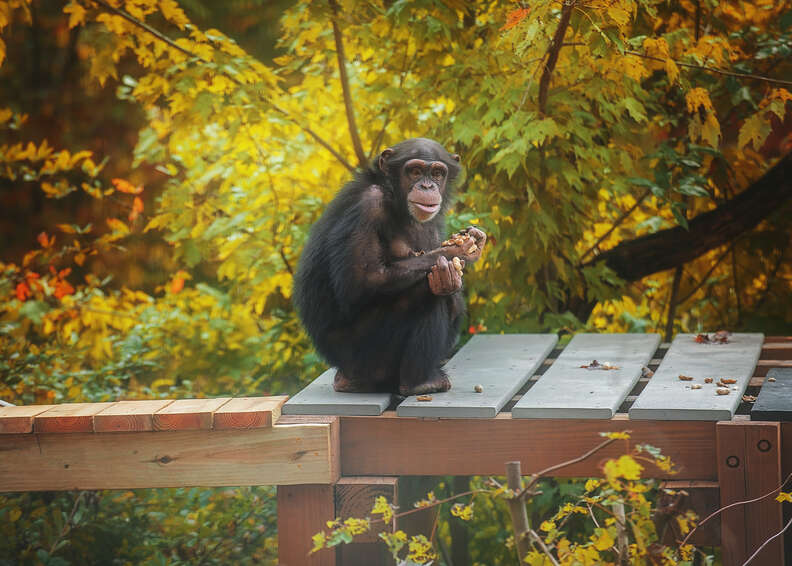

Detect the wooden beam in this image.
[335,477,398,565]
[0,405,53,433]
[717,421,748,566]
[34,402,114,433]
[278,484,336,566]
[213,396,287,430]
[340,414,717,478]
[0,423,338,491]
[94,400,175,432]
[744,422,783,565]
[152,398,231,430]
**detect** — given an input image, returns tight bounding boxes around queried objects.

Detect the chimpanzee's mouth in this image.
[410,202,440,213]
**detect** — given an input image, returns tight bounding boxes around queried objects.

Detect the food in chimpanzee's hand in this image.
[452,257,463,273]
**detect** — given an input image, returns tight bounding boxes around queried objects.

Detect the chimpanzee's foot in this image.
[399,369,452,396]
[333,370,378,393]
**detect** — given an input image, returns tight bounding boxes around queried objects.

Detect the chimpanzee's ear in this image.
[378,148,394,173]
[451,154,460,162]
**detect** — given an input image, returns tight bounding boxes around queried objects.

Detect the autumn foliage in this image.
[0,0,791,564]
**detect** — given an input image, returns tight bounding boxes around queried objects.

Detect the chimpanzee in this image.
[293,138,486,396]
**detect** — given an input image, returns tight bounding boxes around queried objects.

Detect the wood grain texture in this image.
[213,396,287,430]
[0,405,54,434]
[717,422,747,566]
[94,400,175,432]
[152,398,231,430]
[760,342,792,359]
[340,414,716,478]
[744,422,783,566]
[335,477,398,543]
[34,402,114,433]
[0,424,335,491]
[278,484,336,566]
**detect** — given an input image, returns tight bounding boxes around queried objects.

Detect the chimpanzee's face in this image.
[400,159,449,222]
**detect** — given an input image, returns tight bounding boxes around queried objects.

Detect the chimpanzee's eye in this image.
[410,167,423,177]
[431,167,446,180]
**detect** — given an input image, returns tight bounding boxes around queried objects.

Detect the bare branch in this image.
[329,0,368,167]
[681,471,792,547]
[625,49,792,87]
[579,188,652,263]
[741,516,792,566]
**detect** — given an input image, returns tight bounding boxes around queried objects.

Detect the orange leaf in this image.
[501,8,529,30]
[111,178,143,194]
[15,282,31,301]
[37,232,54,248]
[128,196,144,222]
[171,276,185,294]
[54,279,75,299]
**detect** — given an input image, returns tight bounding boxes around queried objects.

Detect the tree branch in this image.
[625,49,792,87]
[328,0,367,168]
[579,187,652,262]
[587,152,792,281]
[538,0,575,114]
[92,0,356,172]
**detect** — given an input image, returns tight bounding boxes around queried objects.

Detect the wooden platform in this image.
[284,332,786,421]
[0,396,341,490]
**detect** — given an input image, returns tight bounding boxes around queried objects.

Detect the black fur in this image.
[294,138,465,393]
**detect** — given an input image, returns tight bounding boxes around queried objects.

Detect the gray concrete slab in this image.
[511,333,661,419]
[629,333,764,421]
[282,369,392,416]
[396,334,558,418]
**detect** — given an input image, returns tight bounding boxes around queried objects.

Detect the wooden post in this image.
[717,421,747,566]
[744,422,783,565]
[335,477,398,566]
[278,484,336,566]
[505,461,530,563]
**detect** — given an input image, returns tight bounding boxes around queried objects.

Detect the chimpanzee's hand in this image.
[462,226,486,263]
[428,256,463,295]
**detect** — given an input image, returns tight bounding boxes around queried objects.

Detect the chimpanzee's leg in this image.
[398,299,456,396]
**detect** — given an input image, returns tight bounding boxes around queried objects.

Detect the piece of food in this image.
[716,388,730,395]
[580,360,620,370]
[720,378,737,384]
[704,377,713,383]
[474,384,483,393]
[452,256,463,273]
[690,384,702,390]
[742,395,757,402]
[416,395,433,402]
[678,374,694,381]
[767,377,776,382]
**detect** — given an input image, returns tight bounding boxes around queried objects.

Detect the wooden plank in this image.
[278,484,336,566]
[657,482,720,547]
[0,405,54,434]
[283,369,392,416]
[751,368,792,421]
[213,396,288,430]
[34,402,114,433]
[340,414,716,479]
[629,333,764,421]
[744,422,784,566]
[512,333,659,419]
[397,333,558,418]
[94,400,175,432]
[152,398,231,430]
[761,342,792,360]
[0,423,337,491]
[717,421,748,566]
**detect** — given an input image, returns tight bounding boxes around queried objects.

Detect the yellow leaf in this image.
[9,507,21,522]
[592,527,614,551]
[776,491,792,503]
[738,112,772,150]
[63,2,86,28]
